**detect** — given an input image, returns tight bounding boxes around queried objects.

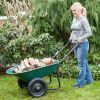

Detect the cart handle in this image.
[52,40,70,59]
[60,42,80,63]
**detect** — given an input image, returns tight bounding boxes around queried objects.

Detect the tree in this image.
[31,0,100,63]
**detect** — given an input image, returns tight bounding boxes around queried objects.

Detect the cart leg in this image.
[47,72,61,90]
[46,75,52,84]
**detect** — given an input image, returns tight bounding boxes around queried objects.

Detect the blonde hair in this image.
[70,2,87,17]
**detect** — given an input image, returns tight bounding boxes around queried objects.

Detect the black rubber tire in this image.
[28,78,47,97]
[18,79,28,89]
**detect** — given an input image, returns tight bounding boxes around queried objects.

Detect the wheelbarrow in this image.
[6,41,79,97]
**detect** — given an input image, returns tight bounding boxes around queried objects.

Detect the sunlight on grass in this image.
[0,75,100,100]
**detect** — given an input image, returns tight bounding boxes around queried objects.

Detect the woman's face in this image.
[71,6,81,17]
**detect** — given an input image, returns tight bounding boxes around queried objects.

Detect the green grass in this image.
[0,75,100,100]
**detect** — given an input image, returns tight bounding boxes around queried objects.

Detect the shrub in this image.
[91,64,100,80]
[59,60,100,80]
[0,18,64,66]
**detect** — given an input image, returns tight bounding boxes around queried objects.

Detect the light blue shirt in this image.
[70,16,92,43]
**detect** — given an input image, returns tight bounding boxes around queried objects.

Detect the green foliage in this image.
[0,17,64,65]
[59,60,100,80]
[0,20,22,65]
[32,0,72,42]
[31,0,100,56]
[85,0,100,54]
[88,53,100,65]
[59,59,79,78]
[91,64,100,80]
[0,1,5,15]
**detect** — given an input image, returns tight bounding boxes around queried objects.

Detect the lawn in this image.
[0,75,100,100]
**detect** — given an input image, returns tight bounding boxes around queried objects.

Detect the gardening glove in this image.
[73,38,81,44]
[69,38,72,43]
[69,33,78,43]
[77,37,82,43]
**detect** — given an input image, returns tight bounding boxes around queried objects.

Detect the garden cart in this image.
[6,41,79,97]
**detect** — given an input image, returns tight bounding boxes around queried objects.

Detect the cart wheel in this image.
[28,78,47,97]
[18,79,28,89]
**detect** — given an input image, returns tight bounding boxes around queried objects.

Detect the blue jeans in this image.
[74,41,93,87]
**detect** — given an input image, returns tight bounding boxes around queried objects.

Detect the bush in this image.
[0,1,5,15]
[91,64,100,80]
[59,60,100,80]
[59,58,79,79]
[0,18,64,66]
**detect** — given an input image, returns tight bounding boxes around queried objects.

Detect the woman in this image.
[69,2,93,88]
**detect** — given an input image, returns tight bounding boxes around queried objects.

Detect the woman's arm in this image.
[78,17,92,41]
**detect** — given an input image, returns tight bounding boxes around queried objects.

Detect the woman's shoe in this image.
[86,82,93,85]
[73,85,80,88]
[73,84,84,88]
